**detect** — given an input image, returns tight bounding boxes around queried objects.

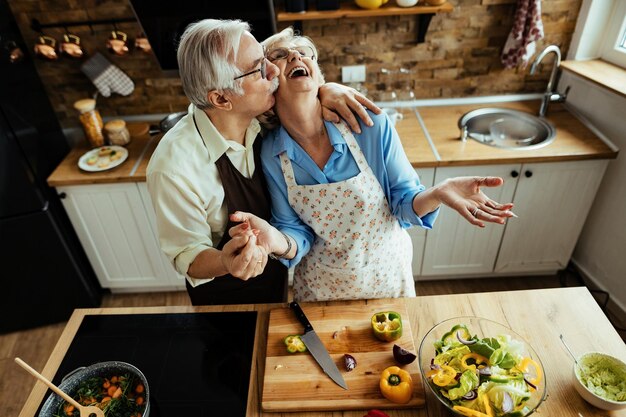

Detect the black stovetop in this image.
[36,312,257,417]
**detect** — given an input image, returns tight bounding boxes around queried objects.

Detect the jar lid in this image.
[104,119,127,132]
[73,98,96,113]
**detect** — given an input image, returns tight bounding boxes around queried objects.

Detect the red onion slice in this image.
[456,330,476,345]
[478,366,492,376]
[462,390,478,400]
[502,392,514,413]
[524,376,537,390]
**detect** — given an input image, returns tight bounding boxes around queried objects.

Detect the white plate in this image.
[78,146,129,172]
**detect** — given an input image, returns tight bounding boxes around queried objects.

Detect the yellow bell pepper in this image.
[379,366,413,404]
[426,364,457,387]
[461,352,490,371]
[452,405,492,417]
[517,357,543,389]
[482,392,494,417]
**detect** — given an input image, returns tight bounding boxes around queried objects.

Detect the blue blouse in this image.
[260,110,439,267]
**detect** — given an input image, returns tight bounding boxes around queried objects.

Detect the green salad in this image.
[426,324,542,417]
[577,353,626,402]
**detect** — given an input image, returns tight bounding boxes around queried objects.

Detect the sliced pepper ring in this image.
[426,364,457,387]
[371,311,403,342]
[284,335,307,353]
[461,352,490,371]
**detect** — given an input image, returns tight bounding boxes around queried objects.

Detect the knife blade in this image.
[289,301,348,390]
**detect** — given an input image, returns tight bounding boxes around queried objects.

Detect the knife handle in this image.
[289,301,313,333]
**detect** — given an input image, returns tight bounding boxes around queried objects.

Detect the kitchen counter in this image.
[19,287,626,417]
[47,100,617,187]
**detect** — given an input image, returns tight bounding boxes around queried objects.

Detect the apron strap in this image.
[332,122,372,174]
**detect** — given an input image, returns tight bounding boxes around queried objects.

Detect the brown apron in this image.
[185,135,288,305]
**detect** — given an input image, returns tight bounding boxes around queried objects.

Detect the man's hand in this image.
[435,176,516,228]
[220,231,267,281]
[319,82,381,134]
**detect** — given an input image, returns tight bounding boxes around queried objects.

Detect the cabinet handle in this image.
[525,170,533,178]
[511,170,519,178]
[58,192,67,199]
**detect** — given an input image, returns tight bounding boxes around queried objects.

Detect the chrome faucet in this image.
[530,45,569,117]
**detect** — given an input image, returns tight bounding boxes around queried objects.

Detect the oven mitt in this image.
[80,52,134,97]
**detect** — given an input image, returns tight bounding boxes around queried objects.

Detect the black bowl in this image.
[38,361,149,417]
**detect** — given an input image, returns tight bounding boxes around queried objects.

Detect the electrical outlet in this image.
[341,65,366,83]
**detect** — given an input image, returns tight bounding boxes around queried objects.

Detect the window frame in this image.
[599,0,626,67]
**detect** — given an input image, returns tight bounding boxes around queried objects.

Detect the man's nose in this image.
[266,59,280,80]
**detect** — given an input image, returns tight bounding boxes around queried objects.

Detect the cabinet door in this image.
[495,160,608,273]
[137,182,185,286]
[58,183,181,290]
[406,168,434,276]
[421,165,519,276]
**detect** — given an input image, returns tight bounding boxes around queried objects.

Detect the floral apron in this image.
[280,122,415,301]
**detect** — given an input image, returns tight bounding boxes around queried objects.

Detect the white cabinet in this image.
[419,160,608,277]
[58,183,185,291]
[495,159,608,273]
[407,168,434,276]
[420,165,518,276]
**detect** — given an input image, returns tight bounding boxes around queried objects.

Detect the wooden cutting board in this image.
[262,302,425,412]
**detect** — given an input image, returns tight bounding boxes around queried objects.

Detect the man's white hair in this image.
[177,19,249,109]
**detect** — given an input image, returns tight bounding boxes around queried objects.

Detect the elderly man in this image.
[147,19,379,305]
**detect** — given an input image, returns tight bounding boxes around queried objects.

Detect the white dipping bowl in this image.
[573,352,626,410]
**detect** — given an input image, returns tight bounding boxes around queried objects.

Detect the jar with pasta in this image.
[73,98,104,148]
[104,119,131,146]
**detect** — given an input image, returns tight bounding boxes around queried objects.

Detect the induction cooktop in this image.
[36,312,257,417]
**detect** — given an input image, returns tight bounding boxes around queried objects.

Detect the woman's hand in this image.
[434,176,516,228]
[319,82,381,134]
[229,211,286,257]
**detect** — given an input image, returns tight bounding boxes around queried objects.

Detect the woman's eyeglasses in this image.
[233,58,267,80]
[266,46,316,62]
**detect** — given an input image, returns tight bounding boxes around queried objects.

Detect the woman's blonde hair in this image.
[177,19,249,109]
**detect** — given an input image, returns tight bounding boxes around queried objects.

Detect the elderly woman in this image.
[231,28,515,302]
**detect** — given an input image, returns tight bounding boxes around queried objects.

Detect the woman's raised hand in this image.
[436,176,516,228]
[229,211,284,256]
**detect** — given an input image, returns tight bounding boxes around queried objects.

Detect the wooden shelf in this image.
[276,2,453,22]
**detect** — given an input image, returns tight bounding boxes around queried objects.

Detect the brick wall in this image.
[7,0,582,129]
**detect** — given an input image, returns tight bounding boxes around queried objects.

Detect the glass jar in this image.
[74,98,104,148]
[104,119,131,146]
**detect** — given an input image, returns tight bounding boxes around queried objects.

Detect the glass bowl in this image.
[418,317,547,417]
[573,352,626,410]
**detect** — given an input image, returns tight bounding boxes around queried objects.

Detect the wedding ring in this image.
[257,260,263,264]
[472,207,480,218]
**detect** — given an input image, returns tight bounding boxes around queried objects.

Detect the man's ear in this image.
[207,90,233,111]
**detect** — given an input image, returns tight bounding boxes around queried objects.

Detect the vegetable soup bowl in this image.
[573,352,626,410]
[38,361,149,417]
[418,317,547,417]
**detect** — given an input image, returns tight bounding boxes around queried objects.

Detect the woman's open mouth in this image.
[288,66,309,78]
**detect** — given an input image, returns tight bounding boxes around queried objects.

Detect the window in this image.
[600,0,626,67]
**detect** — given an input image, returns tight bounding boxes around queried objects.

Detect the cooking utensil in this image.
[559,334,579,366]
[289,301,348,390]
[149,111,187,135]
[14,357,105,417]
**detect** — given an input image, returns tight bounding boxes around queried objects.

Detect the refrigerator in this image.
[0,0,101,333]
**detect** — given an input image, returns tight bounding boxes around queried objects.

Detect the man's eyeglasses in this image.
[233,57,267,80]
[266,46,316,62]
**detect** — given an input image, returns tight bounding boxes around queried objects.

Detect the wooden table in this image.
[19,287,626,416]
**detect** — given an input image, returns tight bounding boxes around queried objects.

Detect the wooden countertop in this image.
[47,103,617,187]
[417,101,617,167]
[19,287,626,417]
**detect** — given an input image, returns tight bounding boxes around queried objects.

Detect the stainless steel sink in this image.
[458,108,556,150]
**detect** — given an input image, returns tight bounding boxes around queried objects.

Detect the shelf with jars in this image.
[276,1,452,43]
[276,1,453,22]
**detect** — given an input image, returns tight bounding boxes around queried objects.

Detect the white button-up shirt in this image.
[147,104,261,287]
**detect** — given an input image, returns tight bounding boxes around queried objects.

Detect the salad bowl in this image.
[418,317,546,417]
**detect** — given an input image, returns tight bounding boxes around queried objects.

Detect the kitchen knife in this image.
[289,301,348,390]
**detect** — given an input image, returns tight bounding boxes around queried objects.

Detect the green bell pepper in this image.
[371,311,403,342]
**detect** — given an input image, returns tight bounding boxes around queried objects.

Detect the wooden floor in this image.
[1,274,618,416]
